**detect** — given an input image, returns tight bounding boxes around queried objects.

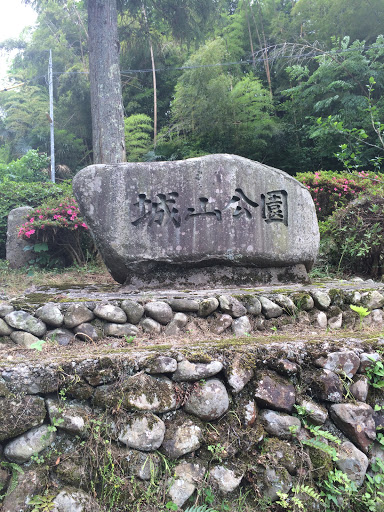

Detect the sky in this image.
[0,0,38,86]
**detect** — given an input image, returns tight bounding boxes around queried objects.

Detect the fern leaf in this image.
[308,425,341,444]
[293,484,321,501]
[302,438,339,461]
[184,506,219,512]
[0,461,24,495]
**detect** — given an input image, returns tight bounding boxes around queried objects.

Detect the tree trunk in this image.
[149,37,158,147]
[142,2,157,148]
[88,0,126,164]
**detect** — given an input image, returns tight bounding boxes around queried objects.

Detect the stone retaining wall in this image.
[0,338,383,510]
[1,285,384,348]
[1,286,384,510]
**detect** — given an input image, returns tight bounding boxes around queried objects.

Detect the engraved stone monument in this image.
[73,154,319,289]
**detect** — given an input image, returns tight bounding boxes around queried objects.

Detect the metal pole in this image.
[48,49,55,183]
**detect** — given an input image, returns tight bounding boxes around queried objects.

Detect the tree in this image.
[124,113,152,161]
[170,38,277,160]
[0,84,48,157]
[290,0,384,45]
[1,1,91,169]
[119,0,226,149]
[87,0,126,163]
[17,0,126,165]
[281,36,384,172]
[230,73,277,158]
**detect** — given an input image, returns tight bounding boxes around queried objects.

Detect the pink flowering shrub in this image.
[295,170,374,220]
[18,196,95,266]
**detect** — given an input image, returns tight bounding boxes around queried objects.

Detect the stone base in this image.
[121,263,309,290]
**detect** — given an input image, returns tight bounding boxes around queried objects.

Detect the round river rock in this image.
[184,378,229,420]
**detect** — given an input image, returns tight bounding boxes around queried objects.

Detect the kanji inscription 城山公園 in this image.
[131,188,288,228]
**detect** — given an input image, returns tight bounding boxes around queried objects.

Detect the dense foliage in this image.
[0,149,49,182]
[295,170,370,220]
[124,114,153,162]
[293,169,384,277]
[0,0,383,172]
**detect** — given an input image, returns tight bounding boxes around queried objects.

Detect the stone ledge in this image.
[1,280,384,349]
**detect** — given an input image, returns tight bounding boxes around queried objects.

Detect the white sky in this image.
[0,0,37,86]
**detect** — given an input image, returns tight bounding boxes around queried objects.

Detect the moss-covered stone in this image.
[326,305,342,319]
[249,463,292,502]
[122,373,177,413]
[290,292,314,311]
[328,289,345,307]
[55,453,91,489]
[262,437,298,475]
[307,445,334,480]
[0,395,46,441]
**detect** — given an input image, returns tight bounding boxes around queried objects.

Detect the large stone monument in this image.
[73,154,319,289]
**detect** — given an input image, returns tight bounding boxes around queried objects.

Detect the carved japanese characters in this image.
[131,188,288,228]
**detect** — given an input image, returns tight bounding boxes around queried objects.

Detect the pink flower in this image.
[25,229,35,238]
[39,215,44,219]
[30,218,34,223]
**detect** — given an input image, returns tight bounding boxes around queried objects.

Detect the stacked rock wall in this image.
[0,337,383,510]
[1,286,384,348]
[1,285,384,510]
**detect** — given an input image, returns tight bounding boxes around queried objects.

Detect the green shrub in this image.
[0,180,72,258]
[320,193,384,277]
[295,170,375,220]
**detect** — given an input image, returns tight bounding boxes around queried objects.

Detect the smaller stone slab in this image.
[6,206,33,269]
